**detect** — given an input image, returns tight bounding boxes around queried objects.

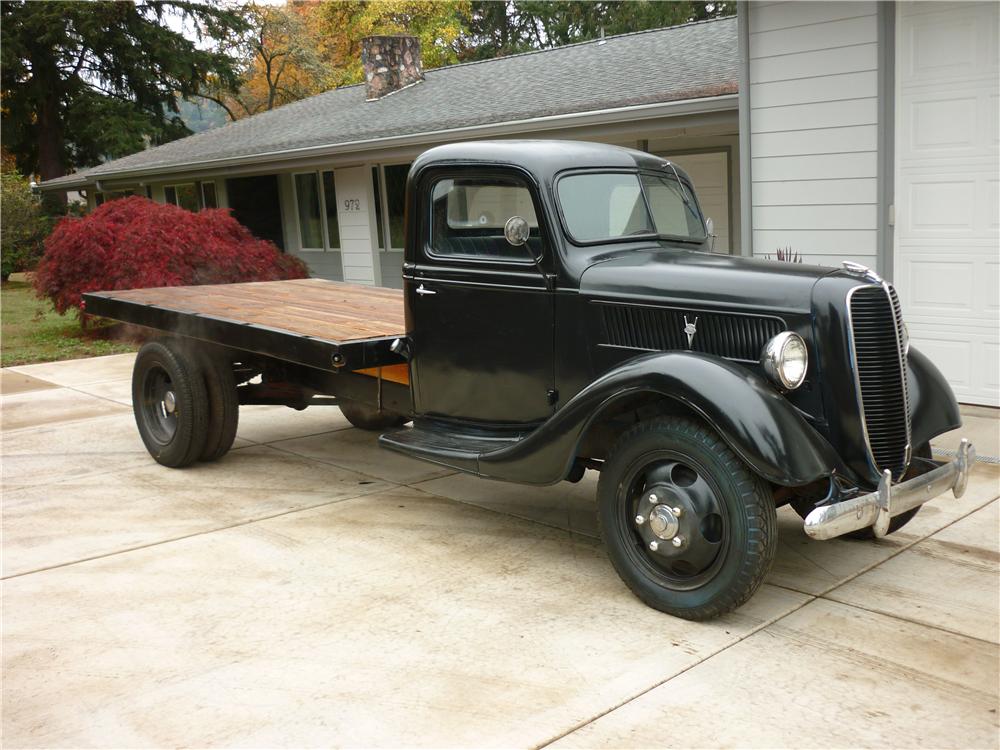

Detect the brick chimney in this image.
[361,35,424,101]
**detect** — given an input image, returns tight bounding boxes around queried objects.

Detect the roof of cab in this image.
[410,140,692,185]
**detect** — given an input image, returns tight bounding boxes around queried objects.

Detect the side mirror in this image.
[504,215,530,246]
[705,216,717,253]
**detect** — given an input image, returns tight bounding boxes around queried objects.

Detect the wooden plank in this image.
[93,279,405,343]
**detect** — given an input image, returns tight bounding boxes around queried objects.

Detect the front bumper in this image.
[804,439,975,540]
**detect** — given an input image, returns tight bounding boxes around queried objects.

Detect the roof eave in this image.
[39,92,738,191]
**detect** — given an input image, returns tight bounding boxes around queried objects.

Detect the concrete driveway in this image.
[2,353,998,748]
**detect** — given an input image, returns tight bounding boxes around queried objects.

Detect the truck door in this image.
[406,169,555,424]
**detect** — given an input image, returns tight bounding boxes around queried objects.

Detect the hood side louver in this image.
[599,302,785,362]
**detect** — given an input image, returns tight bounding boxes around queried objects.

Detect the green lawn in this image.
[1,281,138,367]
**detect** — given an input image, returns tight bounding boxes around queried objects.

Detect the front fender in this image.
[908,347,961,448]
[479,352,845,486]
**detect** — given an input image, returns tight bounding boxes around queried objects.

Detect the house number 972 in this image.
[343,198,361,212]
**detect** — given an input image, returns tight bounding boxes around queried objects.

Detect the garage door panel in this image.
[905,96,978,154]
[900,3,998,85]
[911,336,973,389]
[900,254,997,325]
[895,2,999,405]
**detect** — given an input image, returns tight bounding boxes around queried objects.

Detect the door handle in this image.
[415,284,436,296]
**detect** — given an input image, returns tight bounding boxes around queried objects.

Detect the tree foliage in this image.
[459,1,735,60]
[206,2,330,120]
[34,196,308,317]
[1,169,52,280]
[0,1,247,182]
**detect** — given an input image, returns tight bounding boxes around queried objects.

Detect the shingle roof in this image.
[44,16,737,188]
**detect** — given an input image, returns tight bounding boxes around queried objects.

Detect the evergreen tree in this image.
[0,1,247,184]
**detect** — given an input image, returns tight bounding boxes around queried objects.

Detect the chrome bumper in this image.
[804,439,975,541]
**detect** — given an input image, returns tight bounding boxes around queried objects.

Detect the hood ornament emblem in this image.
[683,315,698,349]
[842,260,883,284]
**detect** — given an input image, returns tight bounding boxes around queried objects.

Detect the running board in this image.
[378,422,527,475]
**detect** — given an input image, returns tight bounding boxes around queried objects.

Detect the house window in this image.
[384,164,408,250]
[372,167,385,250]
[321,171,340,248]
[372,163,410,252]
[293,170,341,251]
[201,182,217,209]
[165,183,200,212]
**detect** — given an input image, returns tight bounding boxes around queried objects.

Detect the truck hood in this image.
[579,247,839,314]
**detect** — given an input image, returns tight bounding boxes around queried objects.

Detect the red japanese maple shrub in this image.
[34,196,309,317]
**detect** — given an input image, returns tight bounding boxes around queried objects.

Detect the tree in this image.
[205,2,330,120]
[0,1,247,186]
[458,1,735,61]
[1,169,51,280]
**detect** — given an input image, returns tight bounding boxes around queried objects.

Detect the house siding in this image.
[747,1,880,267]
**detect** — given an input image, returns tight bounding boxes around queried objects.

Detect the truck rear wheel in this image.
[339,399,408,431]
[198,349,239,462]
[597,417,777,620]
[132,340,209,468]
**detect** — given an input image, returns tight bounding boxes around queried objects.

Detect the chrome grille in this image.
[848,285,911,480]
[600,303,784,362]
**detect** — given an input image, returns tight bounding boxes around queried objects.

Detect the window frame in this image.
[164,182,200,212]
[553,168,706,247]
[374,161,410,253]
[291,170,342,252]
[200,181,218,209]
[422,167,547,267]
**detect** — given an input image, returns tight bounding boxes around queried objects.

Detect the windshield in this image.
[557,171,706,244]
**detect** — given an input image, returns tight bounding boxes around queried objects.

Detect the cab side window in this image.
[429,176,543,262]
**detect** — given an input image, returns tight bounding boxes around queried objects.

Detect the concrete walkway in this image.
[2,353,998,748]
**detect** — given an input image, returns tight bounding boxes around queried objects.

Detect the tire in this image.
[339,399,408,431]
[197,349,239,462]
[793,443,932,539]
[132,340,209,468]
[597,416,777,621]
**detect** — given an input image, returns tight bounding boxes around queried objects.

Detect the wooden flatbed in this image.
[83,279,407,373]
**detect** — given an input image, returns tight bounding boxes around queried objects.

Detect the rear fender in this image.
[478,352,845,485]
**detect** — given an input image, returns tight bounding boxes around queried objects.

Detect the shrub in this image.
[34,196,309,317]
[1,171,51,280]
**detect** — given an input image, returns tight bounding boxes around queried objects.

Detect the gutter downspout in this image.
[737,2,753,258]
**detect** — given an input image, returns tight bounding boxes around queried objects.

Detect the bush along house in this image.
[39,3,1000,408]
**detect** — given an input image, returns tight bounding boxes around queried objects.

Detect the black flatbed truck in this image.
[84,140,974,621]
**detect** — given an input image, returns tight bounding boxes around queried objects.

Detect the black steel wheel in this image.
[132,340,209,468]
[598,417,777,620]
[198,348,240,462]
[339,399,408,431]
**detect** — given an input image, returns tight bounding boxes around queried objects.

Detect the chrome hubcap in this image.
[648,503,680,540]
[162,390,177,415]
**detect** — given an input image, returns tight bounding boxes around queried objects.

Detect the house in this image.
[39,2,999,407]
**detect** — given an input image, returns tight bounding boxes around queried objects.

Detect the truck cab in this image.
[89,140,975,621]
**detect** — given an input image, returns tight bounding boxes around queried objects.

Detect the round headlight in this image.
[761,332,808,390]
[901,321,910,357]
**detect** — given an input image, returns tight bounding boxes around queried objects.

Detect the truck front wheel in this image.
[132,340,210,468]
[597,417,777,620]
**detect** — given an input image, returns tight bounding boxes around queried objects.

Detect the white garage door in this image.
[661,151,732,253]
[894,1,999,406]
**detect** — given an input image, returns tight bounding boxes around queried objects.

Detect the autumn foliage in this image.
[34,196,308,317]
